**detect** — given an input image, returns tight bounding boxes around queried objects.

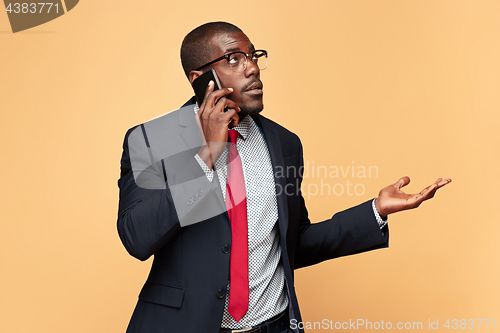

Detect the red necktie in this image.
[226,130,249,322]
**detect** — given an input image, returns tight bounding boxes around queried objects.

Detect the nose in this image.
[244,57,260,77]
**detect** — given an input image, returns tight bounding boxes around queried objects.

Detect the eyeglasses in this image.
[195,50,268,73]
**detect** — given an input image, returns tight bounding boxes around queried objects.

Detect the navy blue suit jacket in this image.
[117,98,389,333]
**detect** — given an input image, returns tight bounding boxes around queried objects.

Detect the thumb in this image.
[393,176,410,189]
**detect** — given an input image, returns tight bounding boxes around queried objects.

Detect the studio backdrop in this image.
[1,1,499,332]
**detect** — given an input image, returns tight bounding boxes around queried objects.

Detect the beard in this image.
[238,102,263,120]
[237,77,264,119]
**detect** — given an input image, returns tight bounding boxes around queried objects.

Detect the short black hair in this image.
[180,22,242,78]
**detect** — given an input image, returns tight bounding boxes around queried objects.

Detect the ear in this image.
[188,70,204,85]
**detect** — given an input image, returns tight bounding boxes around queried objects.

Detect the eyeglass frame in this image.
[194,49,268,72]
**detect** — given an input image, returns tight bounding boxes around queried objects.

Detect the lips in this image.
[244,81,263,95]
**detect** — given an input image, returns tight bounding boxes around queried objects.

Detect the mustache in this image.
[241,77,263,93]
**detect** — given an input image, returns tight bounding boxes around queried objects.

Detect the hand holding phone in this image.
[193,69,240,169]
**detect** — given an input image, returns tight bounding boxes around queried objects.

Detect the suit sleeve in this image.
[117,126,222,261]
[117,127,182,261]
[292,139,389,269]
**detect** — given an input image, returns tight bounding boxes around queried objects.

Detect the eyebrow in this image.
[224,44,256,54]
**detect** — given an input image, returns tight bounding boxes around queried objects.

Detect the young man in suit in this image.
[117,22,451,333]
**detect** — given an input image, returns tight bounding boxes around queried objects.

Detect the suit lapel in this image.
[255,115,289,240]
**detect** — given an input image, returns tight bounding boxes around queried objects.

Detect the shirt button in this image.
[222,245,230,254]
[216,289,226,299]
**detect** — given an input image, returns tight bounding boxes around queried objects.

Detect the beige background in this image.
[1,1,498,332]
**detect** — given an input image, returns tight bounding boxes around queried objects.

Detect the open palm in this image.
[375,176,452,217]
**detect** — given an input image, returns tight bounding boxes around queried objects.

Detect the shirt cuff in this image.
[372,199,387,229]
[194,154,214,182]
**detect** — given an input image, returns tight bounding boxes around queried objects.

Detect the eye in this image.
[228,54,241,65]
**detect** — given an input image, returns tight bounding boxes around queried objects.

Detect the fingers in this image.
[197,81,216,119]
[223,107,240,128]
[414,177,452,203]
[222,99,240,128]
[419,183,438,199]
[203,84,236,110]
[198,84,240,124]
[404,184,436,208]
[203,96,239,127]
[420,178,452,196]
[215,98,240,128]
[203,80,215,104]
[218,97,239,113]
[436,178,452,188]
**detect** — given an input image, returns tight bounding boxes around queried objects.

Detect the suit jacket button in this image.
[198,189,203,196]
[187,199,194,205]
[216,289,226,299]
[222,245,230,254]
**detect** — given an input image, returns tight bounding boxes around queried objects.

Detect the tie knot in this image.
[228,130,240,144]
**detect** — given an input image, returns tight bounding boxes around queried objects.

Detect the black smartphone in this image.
[192,68,223,105]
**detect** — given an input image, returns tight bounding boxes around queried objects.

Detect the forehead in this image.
[209,32,255,56]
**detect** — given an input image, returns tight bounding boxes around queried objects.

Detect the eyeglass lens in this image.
[229,51,267,72]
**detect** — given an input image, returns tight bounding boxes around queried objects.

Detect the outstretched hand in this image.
[374,176,451,217]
